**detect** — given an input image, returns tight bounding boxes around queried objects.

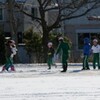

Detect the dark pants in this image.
[83,55,90,70]
[93,53,100,69]
[62,55,68,72]
[2,57,15,71]
[47,57,53,69]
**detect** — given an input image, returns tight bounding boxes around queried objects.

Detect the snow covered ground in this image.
[0,64,100,100]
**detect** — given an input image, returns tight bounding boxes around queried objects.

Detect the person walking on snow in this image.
[10,40,17,71]
[47,42,55,69]
[10,40,17,59]
[56,37,70,72]
[91,39,100,69]
[82,37,91,70]
[1,40,17,72]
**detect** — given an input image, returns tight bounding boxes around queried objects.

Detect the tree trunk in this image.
[7,0,20,63]
[42,30,49,63]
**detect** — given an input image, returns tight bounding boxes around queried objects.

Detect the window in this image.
[47,0,52,5]
[17,32,23,43]
[31,8,38,20]
[78,33,90,49]
[4,32,11,37]
[0,8,3,20]
[78,33,100,49]
[15,0,26,3]
[4,32,23,43]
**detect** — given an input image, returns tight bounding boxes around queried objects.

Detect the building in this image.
[0,0,47,63]
[0,0,100,63]
[64,8,100,62]
[0,0,28,63]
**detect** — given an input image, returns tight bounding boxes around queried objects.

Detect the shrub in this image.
[24,29,72,63]
[24,29,43,63]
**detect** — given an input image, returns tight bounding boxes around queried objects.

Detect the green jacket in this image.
[56,41,70,63]
[47,47,55,58]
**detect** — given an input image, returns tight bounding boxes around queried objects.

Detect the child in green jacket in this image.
[56,37,70,72]
[1,40,15,72]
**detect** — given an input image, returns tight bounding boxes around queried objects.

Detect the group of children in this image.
[1,40,17,72]
[1,36,100,73]
[83,38,100,70]
[47,36,100,72]
[47,36,70,72]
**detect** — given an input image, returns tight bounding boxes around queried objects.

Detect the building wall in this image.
[0,2,24,35]
[64,7,100,62]
[23,1,100,63]
[23,0,42,33]
[13,1,100,63]
[0,1,26,63]
[0,0,100,63]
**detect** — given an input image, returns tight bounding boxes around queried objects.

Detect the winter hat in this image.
[7,40,12,44]
[84,38,90,44]
[58,37,63,40]
[48,42,53,46]
[93,39,98,42]
[10,40,15,44]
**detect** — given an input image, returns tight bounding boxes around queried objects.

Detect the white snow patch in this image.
[0,64,100,100]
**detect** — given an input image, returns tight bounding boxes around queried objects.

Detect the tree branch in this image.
[61,2,97,21]
[15,3,42,21]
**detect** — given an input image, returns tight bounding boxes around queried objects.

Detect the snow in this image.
[0,64,100,100]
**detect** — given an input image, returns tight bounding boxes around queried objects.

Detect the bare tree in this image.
[15,0,100,62]
[5,0,25,63]
[6,0,23,42]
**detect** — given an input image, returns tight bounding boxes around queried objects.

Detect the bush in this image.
[24,30,72,63]
[24,29,43,63]
[49,33,72,49]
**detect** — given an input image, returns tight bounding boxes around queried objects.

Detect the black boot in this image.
[48,66,51,70]
[93,66,96,70]
[61,70,66,72]
[81,68,86,70]
[98,66,100,70]
[61,65,67,72]
[86,67,90,70]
